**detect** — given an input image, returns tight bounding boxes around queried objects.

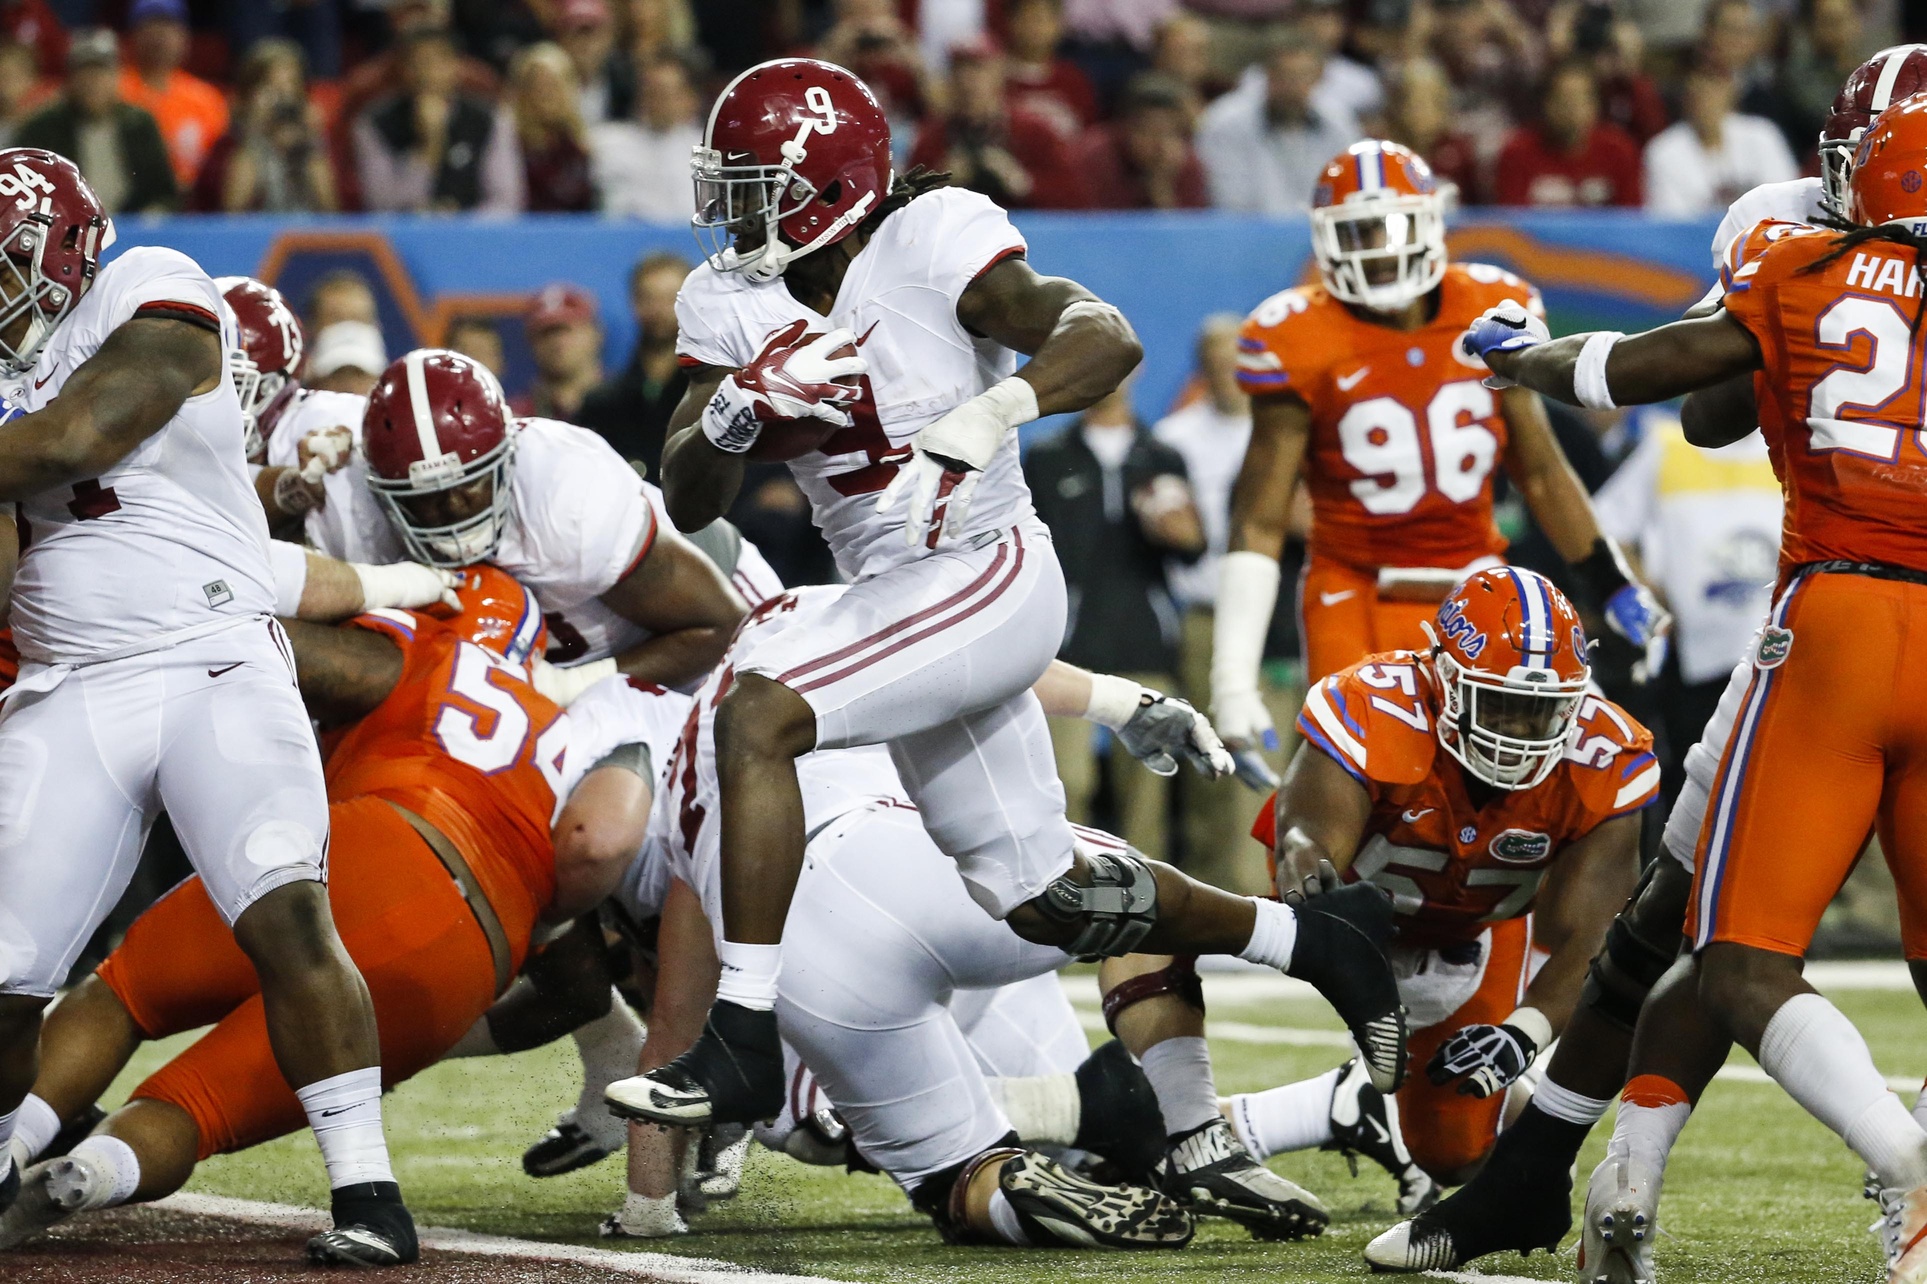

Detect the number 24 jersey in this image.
[1236,264,1543,573]
[1254,650,1658,951]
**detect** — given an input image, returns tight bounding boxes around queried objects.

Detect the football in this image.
[744,334,861,462]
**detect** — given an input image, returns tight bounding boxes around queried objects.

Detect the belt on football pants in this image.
[384,800,514,997]
[1805,559,1927,588]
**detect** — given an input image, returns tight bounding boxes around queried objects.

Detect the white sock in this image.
[1612,1076,1693,1175]
[1138,1036,1219,1136]
[715,941,782,1011]
[1533,1078,1613,1127]
[574,995,647,1126]
[0,1105,15,1182]
[444,1016,501,1059]
[66,1135,140,1210]
[1237,898,1297,971]
[295,1067,395,1188]
[1226,1067,1342,1159]
[986,1073,1079,1146]
[611,1190,686,1237]
[11,1094,60,1171]
[1759,992,1927,1190]
[984,1187,1030,1245]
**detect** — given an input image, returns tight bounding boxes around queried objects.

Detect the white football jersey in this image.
[676,187,1037,582]
[1711,176,1825,265]
[639,585,906,932]
[6,247,274,664]
[264,388,400,564]
[556,670,692,820]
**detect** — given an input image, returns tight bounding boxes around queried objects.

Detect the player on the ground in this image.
[1211,139,1667,790]
[1235,569,1648,1212]
[605,586,1318,1247]
[0,566,655,1253]
[1448,94,1927,1284]
[1362,44,1927,1277]
[621,57,1407,1132]
[0,149,415,1265]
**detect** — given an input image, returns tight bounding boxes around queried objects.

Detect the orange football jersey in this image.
[1237,264,1544,572]
[1722,219,1927,576]
[1255,650,1657,951]
[324,609,567,959]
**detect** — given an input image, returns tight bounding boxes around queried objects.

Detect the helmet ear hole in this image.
[819,180,842,205]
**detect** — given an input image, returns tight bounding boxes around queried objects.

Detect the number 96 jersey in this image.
[1254,650,1658,951]
[1236,264,1543,573]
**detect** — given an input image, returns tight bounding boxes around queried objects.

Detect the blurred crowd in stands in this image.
[0,0,1912,219]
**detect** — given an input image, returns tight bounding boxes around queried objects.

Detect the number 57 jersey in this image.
[1720,219,1927,575]
[1236,264,1542,573]
[1254,650,1658,951]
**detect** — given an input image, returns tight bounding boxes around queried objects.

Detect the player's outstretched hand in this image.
[1118,692,1235,779]
[1460,302,1549,390]
[702,321,866,455]
[1212,688,1281,792]
[351,560,462,612]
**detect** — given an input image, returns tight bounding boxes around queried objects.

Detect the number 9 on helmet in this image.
[1424,568,1590,791]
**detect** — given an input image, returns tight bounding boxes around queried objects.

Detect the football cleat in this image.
[1322,1057,1438,1216]
[1162,1116,1328,1241]
[522,1112,623,1178]
[1363,1131,1570,1272]
[1873,1182,1927,1284]
[695,1123,751,1201]
[1284,883,1407,1091]
[0,1157,89,1249]
[1071,1039,1167,1181]
[39,1102,106,1163]
[1577,1142,1659,1284]
[606,1000,784,1128]
[306,1180,419,1268]
[999,1150,1194,1250]
[0,1159,21,1234]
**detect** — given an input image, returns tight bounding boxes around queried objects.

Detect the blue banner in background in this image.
[107,208,1724,430]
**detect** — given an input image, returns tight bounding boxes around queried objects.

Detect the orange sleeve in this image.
[1237,286,1335,399]
[1719,220,1836,341]
[1566,697,1660,822]
[1295,655,1439,789]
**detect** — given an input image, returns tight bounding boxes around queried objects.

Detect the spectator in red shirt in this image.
[508,41,594,212]
[191,39,338,212]
[0,0,61,79]
[815,0,930,131]
[1493,60,1642,207]
[1003,0,1099,144]
[1383,57,1483,203]
[1077,71,1206,209]
[908,37,1085,209]
[118,0,228,190]
[1554,0,1669,144]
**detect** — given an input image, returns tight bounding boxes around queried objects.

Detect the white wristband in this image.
[268,540,309,617]
[699,378,763,454]
[1503,1005,1554,1051]
[532,656,618,705]
[1211,551,1282,703]
[1573,331,1624,410]
[979,374,1041,434]
[1084,672,1147,729]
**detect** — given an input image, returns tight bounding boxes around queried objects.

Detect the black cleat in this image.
[40,1103,105,1162]
[1320,1058,1438,1216]
[307,1181,419,1268]
[1285,883,1406,1091]
[1001,1150,1194,1250]
[1071,1040,1167,1181]
[522,1117,618,1178]
[605,1000,783,1128]
[1161,1117,1329,1241]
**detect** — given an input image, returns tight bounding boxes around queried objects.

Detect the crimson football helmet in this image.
[362,349,516,568]
[0,149,113,375]
[1821,44,1927,218]
[445,564,547,670]
[1310,140,1446,313]
[216,275,304,461]
[692,58,894,282]
[1849,93,1927,228]
[1425,568,1590,790]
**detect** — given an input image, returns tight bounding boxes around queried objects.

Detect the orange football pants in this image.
[1689,570,1927,960]
[1397,915,1534,1180]
[1298,557,1441,685]
[97,796,499,1159]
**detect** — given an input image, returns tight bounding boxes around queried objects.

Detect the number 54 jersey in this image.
[1236,264,1543,573]
[1253,650,1659,952]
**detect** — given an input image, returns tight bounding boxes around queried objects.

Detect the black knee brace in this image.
[1100,954,1204,1033]
[1035,849,1160,959]
[1580,861,1687,1031]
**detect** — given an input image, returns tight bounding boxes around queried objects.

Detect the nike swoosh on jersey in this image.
[206,662,244,678]
[1336,367,1370,392]
[1401,808,1433,823]
[32,372,52,389]
[1319,590,1358,606]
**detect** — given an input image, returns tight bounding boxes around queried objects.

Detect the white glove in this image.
[702,321,867,454]
[351,560,461,611]
[877,375,1038,548]
[296,424,354,479]
[531,655,618,705]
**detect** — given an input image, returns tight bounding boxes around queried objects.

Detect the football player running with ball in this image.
[1455,94,1927,1284]
[1212,140,1666,791]
[613,59,1407,1131]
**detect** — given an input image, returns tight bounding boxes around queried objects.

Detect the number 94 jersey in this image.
[1236,264,1543,572]
[1254,650,1658,951]
[1720,219,1927,575]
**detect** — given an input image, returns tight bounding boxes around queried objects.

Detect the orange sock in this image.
[1621,1074,1691,1110]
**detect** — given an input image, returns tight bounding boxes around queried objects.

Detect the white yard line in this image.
[1421,1270,1562,1284]
[155,1192,847,1283]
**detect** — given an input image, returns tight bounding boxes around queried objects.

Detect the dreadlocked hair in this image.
[1801,212,1927,330]
[863,166,953,233]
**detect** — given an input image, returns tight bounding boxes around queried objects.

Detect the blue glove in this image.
[1605,581,1669,650]
[1460,302,1550,389]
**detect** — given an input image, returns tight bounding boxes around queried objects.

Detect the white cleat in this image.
[1873,1183,1927,1284]
[1577,1142,1659,1284]
[0,1158,95,1250]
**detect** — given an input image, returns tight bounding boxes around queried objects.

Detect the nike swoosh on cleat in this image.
[207,662,243,678]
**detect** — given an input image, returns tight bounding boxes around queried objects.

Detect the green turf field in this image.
[111,975,1922,1283]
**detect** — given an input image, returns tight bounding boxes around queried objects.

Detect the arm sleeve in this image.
[1608,750,1662,817]
[102,247,225,335]
[922,188,1028,308]
[1294,676,1369,783]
